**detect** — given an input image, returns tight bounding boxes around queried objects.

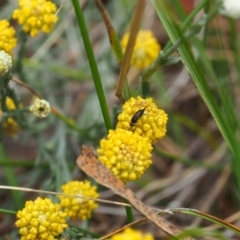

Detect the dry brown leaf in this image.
[76,145,195,240]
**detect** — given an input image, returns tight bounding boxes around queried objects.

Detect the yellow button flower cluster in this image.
[98,128,153,182]
[0,20,17,54]
[117,96,168,143]
[2,117,20,137]
[0,97,21,137]
[121,30,161,70]
[15,197,68,240]
[98,96,167,182]
[111,228,154,240]
[13,0,58,37]
[58,180,99,220]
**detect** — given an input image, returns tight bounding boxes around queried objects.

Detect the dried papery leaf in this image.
[76,145,195,239]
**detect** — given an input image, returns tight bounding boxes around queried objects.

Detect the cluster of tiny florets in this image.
[30,98,51,118]
[98,128,152,182]
[0,97,20,137]
[98,96,168,182]
[0,20,17,54]
[111,228,154,240]
[58,180,99,220]
[13,0,58,37]
[15,197,68,240]
[2,117,20,137]
[117,96,168,143]
[121,30,161,70]
[0,50,12,75]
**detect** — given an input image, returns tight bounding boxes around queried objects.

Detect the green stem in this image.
[123,198,134,223]
[0,159,48,168]
[52,110,95,140]
[202,0,212,46]
[162,0,209,56]
[161,0,208,61]
[0,107,29,124]
[71,0,134,223]
[153,0,240,192]
[0,144,23,210]
[14,30,28,82]
[140,0,216,97]
[154,147,224,170]
[0,208,16,215]
[228,18,240,86]
[163,4,218,62]
[71,0,112,131]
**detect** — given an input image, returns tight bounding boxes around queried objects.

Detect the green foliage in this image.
[2,0,240,239]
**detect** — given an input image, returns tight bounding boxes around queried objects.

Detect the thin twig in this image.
[11,77,90,136]
[115,0,145,103]
[11,77,42,99]
[11,77,58,114]
[0,185,130,207]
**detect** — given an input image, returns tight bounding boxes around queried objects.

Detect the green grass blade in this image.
[71,0,112,131]
[95,0,131,100]
[0,144,23,209]
[168,208,240,236]
[152,0,240,191]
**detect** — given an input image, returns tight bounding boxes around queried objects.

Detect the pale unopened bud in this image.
[220,0,240,19]
[0,50,12,75]
[30,98,51,118]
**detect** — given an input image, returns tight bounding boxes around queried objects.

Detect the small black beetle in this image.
[130,108,145,127]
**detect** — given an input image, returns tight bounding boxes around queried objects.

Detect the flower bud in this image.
[0,50,12,75]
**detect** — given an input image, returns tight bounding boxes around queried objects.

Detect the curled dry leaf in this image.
[76,145,195,240]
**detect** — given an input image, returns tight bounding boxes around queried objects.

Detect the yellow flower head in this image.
[111,228,154,240]
[121,30,160,70]
[117,96,168,143]
[0,97,20,137]
[15,197,68,240]
[58,180,99,220]
[2,118,20,137]
[97,128,153,182]
[13,0,58,37]
[0,20,17,54]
